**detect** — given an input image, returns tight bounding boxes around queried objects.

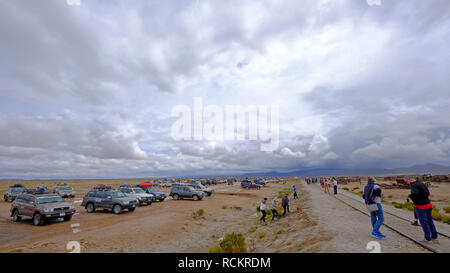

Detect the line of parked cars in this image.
[3,179,216,226]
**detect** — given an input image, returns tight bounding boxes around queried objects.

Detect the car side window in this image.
[95,191,105,198]
[87,191,95,197]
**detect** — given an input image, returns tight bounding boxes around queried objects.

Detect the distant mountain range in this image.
[240,163,450,177]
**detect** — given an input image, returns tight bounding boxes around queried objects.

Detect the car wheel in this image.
[33,213,43,226]
[193,195,199,201]
[128,207,136,212]
[12,209,21,222]
[147,202,152,206]
[173,194,179,200]
[63,215,72,221]
[113,204,122,214]
[86,203,95,213]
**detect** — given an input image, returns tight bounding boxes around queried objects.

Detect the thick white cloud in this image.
[0,0,449,178]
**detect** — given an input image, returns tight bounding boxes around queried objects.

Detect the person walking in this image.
[270,198,279,221]
[260,198,268,223]
[324,178,330,194]
[282,194,290,216]
[363,177,385,239]
[407,177,438,243]
[406,197,420,226]
[333,177,338,195]
[293,185,298,199]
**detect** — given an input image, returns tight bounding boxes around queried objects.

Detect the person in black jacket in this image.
[408,177,438,243]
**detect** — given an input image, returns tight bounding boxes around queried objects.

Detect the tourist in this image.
[362,177,385,239]
[407,177,438,243]
[293,185,298,199]
[270,198,279,221]
[324,178,330,194]
[333,177,338,195]
[282,194,290,216]
[260,198,268,223]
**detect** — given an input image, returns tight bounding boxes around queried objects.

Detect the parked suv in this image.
[10,192,75,226]
[4,184,27,202]
[139,186,166,201]
[241,180,261,189]
[81,188,138,214]
[191,183,214,196]
[118,186,154,206]
[170,185,204,201]
[254,179,267,186]
[52,185,75,198]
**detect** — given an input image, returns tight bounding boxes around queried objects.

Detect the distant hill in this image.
[240,163,450,177]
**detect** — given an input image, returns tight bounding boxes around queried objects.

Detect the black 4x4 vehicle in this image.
[170,185,204,201]
[4,184,27,202]
[10,191,75,226]
[81,186,138,214]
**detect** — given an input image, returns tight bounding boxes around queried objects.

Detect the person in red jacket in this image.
[408,177,438,243]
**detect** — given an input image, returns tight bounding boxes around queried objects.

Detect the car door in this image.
[22,195,36,217]
[94,191,107,209]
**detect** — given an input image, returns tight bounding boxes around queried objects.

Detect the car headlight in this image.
[69,205,75,210]
[44,208,53,213]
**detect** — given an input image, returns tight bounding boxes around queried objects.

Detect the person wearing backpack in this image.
[362,177,385,239]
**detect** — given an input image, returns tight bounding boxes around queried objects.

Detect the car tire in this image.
[128,207,135,212]
[12,209,21,222]
[193,195,199,201]
[146,202,152,206]
[113,204,122,214]
[86,203,95,213]
[173,194,179,200]
[32,213,43,226]
[63,215,72,221]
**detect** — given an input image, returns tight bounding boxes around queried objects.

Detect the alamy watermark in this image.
[170,97,279,151]
[366,0,381,6]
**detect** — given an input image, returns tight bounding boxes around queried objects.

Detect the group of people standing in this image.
[363,176,438,243]
[306,177,338,195]
[259,185,297,223]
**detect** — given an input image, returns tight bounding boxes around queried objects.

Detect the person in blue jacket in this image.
[362,177,385,239]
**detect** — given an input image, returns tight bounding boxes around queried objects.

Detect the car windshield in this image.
[110,191,126,198]
[186,186,195,191]
[133,188,145,193]
[198,184,206,189]
[146,187,157,192]
[37,195,63,204]
[58,186,72,190]
[10,188,25,193]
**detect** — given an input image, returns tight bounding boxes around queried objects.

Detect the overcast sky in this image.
[0,0,449,179]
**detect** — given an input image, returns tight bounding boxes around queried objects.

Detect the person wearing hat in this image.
[362,177,385,239]
[407,177,438,244]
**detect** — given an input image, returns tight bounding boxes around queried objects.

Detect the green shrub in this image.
[192,209,205,219]
[343,187,349,191]
[208,244,222,253]
[258,232,266,239]
[352,187,359,191]
[443,206,450,214]
[220,233,247,253]
[248,226,258,233]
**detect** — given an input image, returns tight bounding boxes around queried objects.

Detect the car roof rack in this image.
[93,184,113,190]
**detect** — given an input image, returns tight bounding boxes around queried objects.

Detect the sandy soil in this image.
[0,178,330,253]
